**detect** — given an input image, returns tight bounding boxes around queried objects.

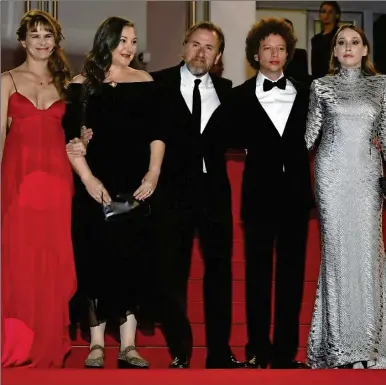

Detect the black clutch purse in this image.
[380,177,386,196]
[102,193,151,222]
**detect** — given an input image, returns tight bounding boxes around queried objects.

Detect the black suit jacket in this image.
[284,48,312,87]
[311,27,339,79]
[150,64,233,207]
[207,75,313,222]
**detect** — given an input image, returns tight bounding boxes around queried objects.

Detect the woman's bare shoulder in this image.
[1,71,15,91]
[71,74,86,84]
[1,71,12,81]
[2,65,28,78]
[129,68,153,82]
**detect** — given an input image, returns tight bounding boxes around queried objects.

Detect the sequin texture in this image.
[305,68,386,369]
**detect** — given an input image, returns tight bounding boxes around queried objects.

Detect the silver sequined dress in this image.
[305,68,386,369]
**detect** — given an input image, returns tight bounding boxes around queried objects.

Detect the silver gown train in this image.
[305,68,386,369]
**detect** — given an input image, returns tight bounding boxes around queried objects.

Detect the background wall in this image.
[1,1,385,83]
[256,0,386,63]
[257,1,386,13]
[210,1,256,87]
[1,0,147,73]
[1,0,27,71]
[256,9,307,49]
[59,0,147,73]
[146,1,186,72]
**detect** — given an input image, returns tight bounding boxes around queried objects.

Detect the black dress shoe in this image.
[169,356,189,369]
[245,356,268,369]
[270,360,310,369]
[336,363,354,369]
[206,354,247,369]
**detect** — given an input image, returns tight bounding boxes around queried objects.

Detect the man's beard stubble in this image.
[186,59,210,76]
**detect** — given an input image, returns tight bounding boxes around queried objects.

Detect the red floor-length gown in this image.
[1,90,77,368]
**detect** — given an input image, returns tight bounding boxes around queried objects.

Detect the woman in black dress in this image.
[63,16,165,369]
[311,1,341,79]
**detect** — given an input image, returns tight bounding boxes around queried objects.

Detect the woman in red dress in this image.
[1,10,82,368]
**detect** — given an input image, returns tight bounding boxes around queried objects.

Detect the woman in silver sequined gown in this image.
[305,25,386,369]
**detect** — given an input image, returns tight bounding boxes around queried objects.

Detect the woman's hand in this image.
[82,175,111,205]
[66,137,87,157]
[80,126,93,147]
[133,170,160,201]
[372,138,382,152]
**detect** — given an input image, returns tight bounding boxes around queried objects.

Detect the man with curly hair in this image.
[207,17,313,369]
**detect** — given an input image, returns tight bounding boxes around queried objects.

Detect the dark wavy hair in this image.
[329,24,376,76]
[246,17,297,70]
[16,10,71,99]
[81,17,134,96]
[319,1,341,28]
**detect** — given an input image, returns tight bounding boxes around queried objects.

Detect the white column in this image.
[147,1,187,72]
[363,10,374,61]
[210,1,256,86]
[194,1,210,22]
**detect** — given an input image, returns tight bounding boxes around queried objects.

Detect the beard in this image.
[186,59,210,76]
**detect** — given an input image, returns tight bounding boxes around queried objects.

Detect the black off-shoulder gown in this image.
[63,82,165,331]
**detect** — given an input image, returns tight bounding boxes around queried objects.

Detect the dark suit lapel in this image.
[243,76,283,139]
[170,66,232,136]
[246,75,305,139]
[210,75,226,103]
[282,79,307,138]
[165,64,192,118]
[171,65,225,113]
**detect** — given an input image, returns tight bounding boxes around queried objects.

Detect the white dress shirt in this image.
[180,64,221,173]
[255,71,297,136]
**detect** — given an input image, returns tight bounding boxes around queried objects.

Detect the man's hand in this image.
[372,138,382,152]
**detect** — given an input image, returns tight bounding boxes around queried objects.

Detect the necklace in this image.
[109,81,118,88]
[38,78,52,86]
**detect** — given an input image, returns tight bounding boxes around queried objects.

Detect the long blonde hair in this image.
[329,24,376,76]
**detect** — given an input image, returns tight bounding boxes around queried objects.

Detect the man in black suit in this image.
[150,22,244,369]
[208,17,312,369]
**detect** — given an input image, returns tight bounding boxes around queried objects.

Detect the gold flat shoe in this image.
[85,344,105,368]
[118,345,149,369]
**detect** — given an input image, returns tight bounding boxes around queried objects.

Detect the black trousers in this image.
[243,199,309,365]
[154,174,233,360]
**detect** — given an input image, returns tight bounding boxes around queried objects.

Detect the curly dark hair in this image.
[16,10,71,99]
[81,16,134,96]
[245,17,297,70]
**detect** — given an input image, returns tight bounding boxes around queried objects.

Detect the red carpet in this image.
[4,152,386,384]
[62,153,319,366]
[3,368,386,385]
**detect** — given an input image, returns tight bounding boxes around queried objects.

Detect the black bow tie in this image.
[263,77,286,92]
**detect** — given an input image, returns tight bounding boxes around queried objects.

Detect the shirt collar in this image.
[181,64,212,88]
[256,71,285,88]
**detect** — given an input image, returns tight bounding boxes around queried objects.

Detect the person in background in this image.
[311,1,341,79]
[210,56,224,77]
[284,18,312,87]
